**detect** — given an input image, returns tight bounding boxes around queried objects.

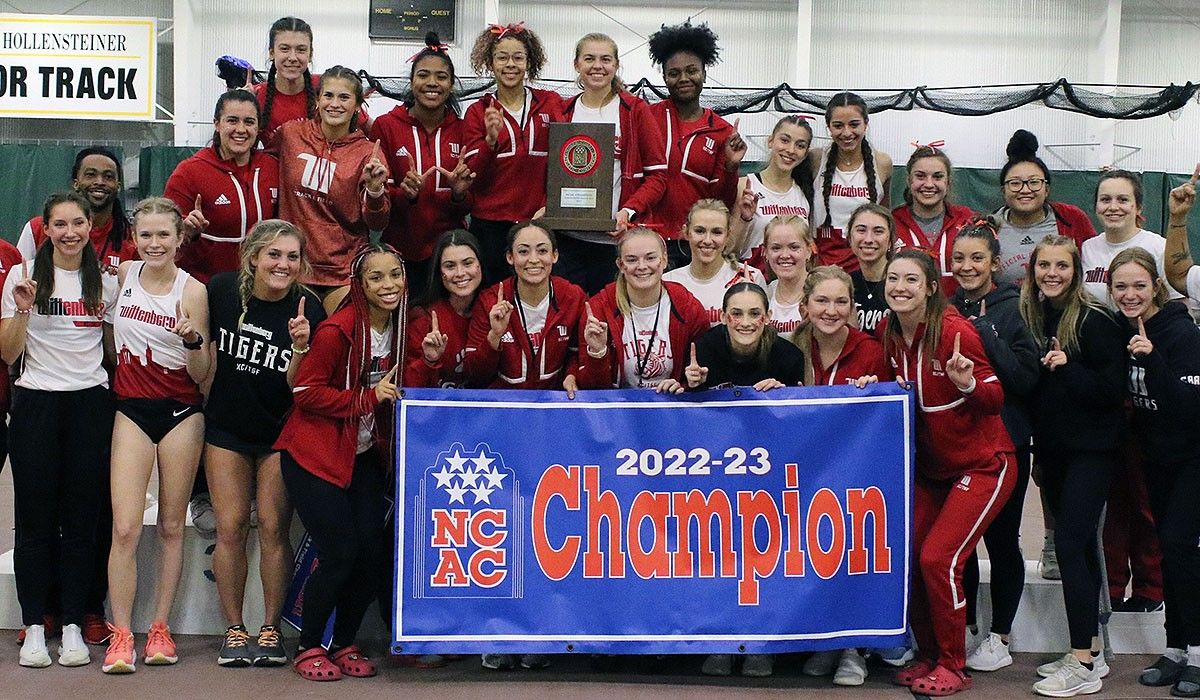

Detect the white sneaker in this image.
[19,624,51,668]
[1037,652,1109,679]
[832,649,868,686]
[1033,653,1102,697]
[967,632,1013,672]
[190,493,217,539]
[58,623,91,666]
[802,649,840,676]
[1040,532,1061,580]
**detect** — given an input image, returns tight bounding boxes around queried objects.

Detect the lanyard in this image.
[513,282,551,373]
[628,287,664,379]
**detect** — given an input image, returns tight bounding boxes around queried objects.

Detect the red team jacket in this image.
[165,146,280,283]
[274,305,395,488]
[462,88,563,221]
[276,119,390,287]
[891,203,977,299]
[370,105,472,262]
[809,328,887,386]
[575,281,709,388]
[881,308,1014,481]
[645,102,739,238]
[560,92,669,220]
[463,277,586,389]
[404,299,472,388]
[0,240,24,413]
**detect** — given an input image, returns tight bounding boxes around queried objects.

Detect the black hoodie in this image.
[1126,302,1200,465]
[952,284,1041,446]
[1030,301,1127,454]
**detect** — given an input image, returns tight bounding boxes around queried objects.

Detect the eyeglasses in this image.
[1003,178,1046,193]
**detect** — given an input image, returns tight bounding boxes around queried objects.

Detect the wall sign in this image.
[370,1,456,43]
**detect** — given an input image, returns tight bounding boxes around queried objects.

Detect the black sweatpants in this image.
[282,450,385,650]
[1145,457,1200,649]
[554,234,618,297]
[1039,448,1118,650]
[9,386,114,626]
[964,447,1032,635]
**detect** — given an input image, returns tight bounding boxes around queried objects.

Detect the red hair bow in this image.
[910,139,945,151]
[408,41,450,62]
[489,21,526,39]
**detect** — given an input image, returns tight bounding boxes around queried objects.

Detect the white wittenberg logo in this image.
[296,154,337,194]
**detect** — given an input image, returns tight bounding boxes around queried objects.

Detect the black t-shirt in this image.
[851,269,888,336]
[206,271,326,444]
[694,324,806,388]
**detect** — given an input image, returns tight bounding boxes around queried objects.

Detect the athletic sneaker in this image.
[1119,595,1164,613]
[1038,652,1110,679]
[966,632,1013,671]
[83,613,111,645]
[1032,654,1102,697]
[58,623,91,666]
[700,654,734,676]
[519,654,550,669]
[19,624,51,668]
[190,493,217,539]
[217,625,253,667]
[102,627,136,674]
[481,653,517,670]
[833,649,868,686]
[144,621,178,665]
[1040,532,1061,580]
[875,645,915,667]
[802,649,840,676]
[253,625,288,667]
[16,615,60,646]
[1139,655,1187,686]
[740,654,774,677]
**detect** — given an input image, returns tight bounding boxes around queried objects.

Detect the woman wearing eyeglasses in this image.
[994,130,1095,290]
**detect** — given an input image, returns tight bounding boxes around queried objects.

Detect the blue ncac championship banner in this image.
[393,384,914,654]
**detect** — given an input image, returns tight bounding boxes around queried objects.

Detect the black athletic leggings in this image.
[9,386,114,626]
[964,448,1032,635]
[1145,457,1200,649]
[1039,448,1118,650]
[282,450,386,650]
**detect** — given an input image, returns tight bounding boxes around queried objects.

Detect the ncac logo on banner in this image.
[415,442,520,597]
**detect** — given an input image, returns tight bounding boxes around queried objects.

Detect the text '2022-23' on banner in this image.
[392,383,914,655]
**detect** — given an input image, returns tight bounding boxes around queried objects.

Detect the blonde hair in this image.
[615,227,666,316]
[1019,235,1107,354]
[131,196,184,236]
[574,32,625,94]
[1107,246,1169,310]
[763,214,814,279]
[237,219,312,327]
[685,198,741,273]
[792,265,854,385]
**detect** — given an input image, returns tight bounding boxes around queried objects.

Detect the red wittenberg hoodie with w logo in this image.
[277,119,390,287]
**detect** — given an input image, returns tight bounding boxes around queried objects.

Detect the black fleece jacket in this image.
[1126,302,1200,466]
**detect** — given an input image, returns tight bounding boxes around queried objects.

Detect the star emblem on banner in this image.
[430,443,508,506]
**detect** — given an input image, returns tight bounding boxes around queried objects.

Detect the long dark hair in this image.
[262,16,315,131]
[721,281,778,369]
[404,32,460,117]
[820,92,879,227]
[72,146,128,256]
[212,89,261,159]
[882,249,946,366]
[36,192,103,316]
[771,115,816,209]
[421,228,483,307]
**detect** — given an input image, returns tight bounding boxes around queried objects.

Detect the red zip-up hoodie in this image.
[891,203,977,299]
[645,102,739,239]
[404,298,472,388]
[0,239,23,413]
[809,327,887,385]
[165,146,280,283]
[575,280,709,388]
[277,119,390,287]
[462,88,563,221]
[371,105,472,262]
[561,91,669,220]
[274,305,397,488]
[463,276,585,389]
[881,308,1014,480]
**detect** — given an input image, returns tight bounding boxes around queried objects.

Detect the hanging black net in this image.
[218,58,1197,120]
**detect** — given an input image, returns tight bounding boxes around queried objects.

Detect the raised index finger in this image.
[732,117,740,133]
[21,260,28,279]
[585,301,595,320]
[371,139,383,162]
[296,295,306,318]
[690,342,698,367]
[953,332,961,356]
[1138,315,1147,338]
[194,194,202,211]
[1191,163,1200,186]
[430,308,440,333]
[383,363,399,383]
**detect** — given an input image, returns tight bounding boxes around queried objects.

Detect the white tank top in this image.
[810,153,885,236]
[741,173,811,263]
[767,279,805,334]
[114,262,196,400]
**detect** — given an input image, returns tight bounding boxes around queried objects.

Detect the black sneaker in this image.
[1122,595,1165,613]
[1174,665,1200,698]
[253,625,288,667]
[1140,655,1187,686]
[217,625,253,667]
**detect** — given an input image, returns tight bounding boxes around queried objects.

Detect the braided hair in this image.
[344,243,408,397]
[647,21,720,67]
[405,32,460,117]
[262,17,315,134]
[820,92,878,227]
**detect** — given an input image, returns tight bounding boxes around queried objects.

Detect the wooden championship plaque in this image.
[539,122,617,231]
